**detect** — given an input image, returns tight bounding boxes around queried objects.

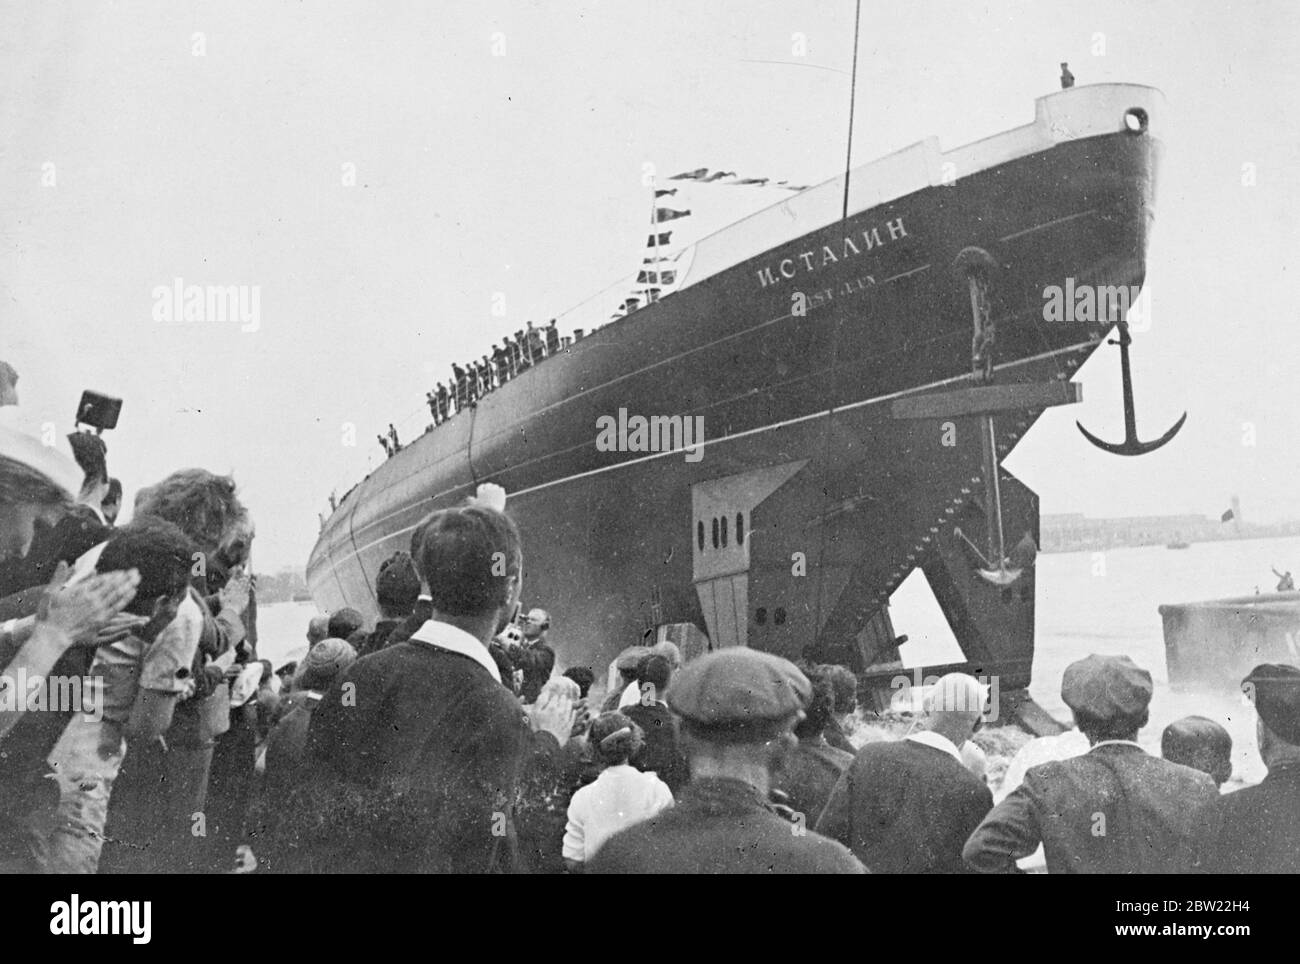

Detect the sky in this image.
[2,0,1298,571]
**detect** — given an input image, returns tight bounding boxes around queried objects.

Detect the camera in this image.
[75,390,122,433]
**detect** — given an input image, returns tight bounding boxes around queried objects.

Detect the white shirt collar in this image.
[408,619,501,683]
[1090,739,1146,753]
[905,729,964,764]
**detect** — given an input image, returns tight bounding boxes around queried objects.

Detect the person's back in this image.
[621,655,689,792]
[816,738,992,873]
[589,776,862,874]
[997,744,1217,873]
[776,736,853,827]
[263,692,320,798]
[623,700,689,793]
[563,713,672,867]
[775,664,855,826]
[1191,663,1300,873]
[1191,763,1300,873]
[301,637,529,873]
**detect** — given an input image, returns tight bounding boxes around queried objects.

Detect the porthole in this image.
[721,515,728,547]
[697,521,704,551]
[774,607,787,625]
[1123,107,1148,134]
[736,513,744,545]
[756,607,767,625]
[711,517,719,549]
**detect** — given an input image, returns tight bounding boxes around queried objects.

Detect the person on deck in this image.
[436,382,450,422]
[452,363,468,410]
[497,340,515,382]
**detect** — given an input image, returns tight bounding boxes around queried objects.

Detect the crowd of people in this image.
[2,377,1298,875]
[418,319,564,435]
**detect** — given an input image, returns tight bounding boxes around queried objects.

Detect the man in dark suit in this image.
[508,607,555,704]
[817,673,993,873]
[623,654,689,793]
[1191,663,1300,873]
[590,649,865,874]
[775,664,854,827]
[286,503,573,874]
[964,654,1218,874]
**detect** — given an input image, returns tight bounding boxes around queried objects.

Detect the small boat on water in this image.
[1160,592,1300,691]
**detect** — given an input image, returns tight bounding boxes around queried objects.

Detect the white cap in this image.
[0,419,83,498]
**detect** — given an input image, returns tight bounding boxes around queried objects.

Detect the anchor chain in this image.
[960,263,1021,585]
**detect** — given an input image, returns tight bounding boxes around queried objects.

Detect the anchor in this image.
[892,248,1084,587]
[1076,319,1186,455]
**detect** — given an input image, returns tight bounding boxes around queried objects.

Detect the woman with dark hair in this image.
[562,711,673,872]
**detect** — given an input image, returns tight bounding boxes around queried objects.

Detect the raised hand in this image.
[39,564,140,645]
[218,569,253,617]
[93,611,151,648]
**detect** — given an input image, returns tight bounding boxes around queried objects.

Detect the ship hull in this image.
[309,94,1161,691]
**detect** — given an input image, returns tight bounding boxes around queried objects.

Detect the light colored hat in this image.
[294,637,358,691]
[0,420,83,498]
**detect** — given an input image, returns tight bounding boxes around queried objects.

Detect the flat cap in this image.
[1061,654,1153,720]
[667,648,810,741]
[1244,663,1300,745]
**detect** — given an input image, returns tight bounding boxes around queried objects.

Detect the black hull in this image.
[309,91,1161,690]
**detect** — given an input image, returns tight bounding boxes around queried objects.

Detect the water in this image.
[260,534,1300,786]
[253,600,320,673]
[1028,535,1300,786]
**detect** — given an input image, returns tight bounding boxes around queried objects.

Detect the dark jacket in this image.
[823,717,856,755]
[623,701,690,793]
[817,738,992,873]
[386,598,433,647]
[775,735,854,827]
[358,618,403,658]
[589,777,865,874]
[510,639,555,704]
[283,635,532,874]
[1191,760,1300,874]
[963,742,1218,874]
[513,735,592,874]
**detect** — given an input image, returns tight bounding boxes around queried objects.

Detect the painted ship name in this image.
[755,216,908,289]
